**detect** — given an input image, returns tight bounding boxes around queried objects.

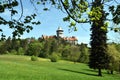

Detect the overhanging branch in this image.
[60,0,89,23]
[18,0,23,21]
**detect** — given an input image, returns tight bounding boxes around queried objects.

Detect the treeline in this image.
[0,37,89,63]
[0,37,120,74]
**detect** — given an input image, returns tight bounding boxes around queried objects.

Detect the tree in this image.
[69,45,80,63]
[19,39,29,52]
[88,0,109,76]
[5,36,12,52]
[0,41,6,54]
[17,47,24,55]
[39,39,51,58]
[49,38,58,54]
[26,42,41,56]
[78,43,89,63]
[11,37,20,51]
[61,44,71,59]
[107,44,120,74]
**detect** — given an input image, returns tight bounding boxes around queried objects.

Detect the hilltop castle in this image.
[41,27,78,45]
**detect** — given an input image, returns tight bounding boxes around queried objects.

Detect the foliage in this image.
[25,42,42,56]
[0,37,89,63]
[115,43,120,53]
[88,6,102,21]
[0,37,28,55]
[11,38,20,51]
[88,1,108,76]
[68,46,80,63]
[0,41,7,54]
[10,49,17,55]
[78,43,89,63]
[0,0,40,39]
[49,38,58,54]
[61,45,71,59]
[49,52,59,62]
[107,44,120,74]
[31,55,38,61]
[17,47,24,55]
[39,39,51,58]
[109,5,120,25]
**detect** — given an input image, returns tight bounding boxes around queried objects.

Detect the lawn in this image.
[0,55,120,80]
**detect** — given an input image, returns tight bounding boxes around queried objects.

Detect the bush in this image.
[31,55,38,61]
[50,53,59,62]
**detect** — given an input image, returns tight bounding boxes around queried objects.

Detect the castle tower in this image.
[56,27,64,38]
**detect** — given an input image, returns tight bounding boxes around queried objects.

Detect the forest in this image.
[0,37,89,63]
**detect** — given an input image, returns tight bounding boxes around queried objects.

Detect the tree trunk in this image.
[119,61,120,73]
[98,68,102,76]
[111,70,113,74]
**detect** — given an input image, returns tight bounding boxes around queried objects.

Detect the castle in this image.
[41,27,78,45]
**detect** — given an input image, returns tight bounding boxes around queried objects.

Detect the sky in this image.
[0,0,120,44]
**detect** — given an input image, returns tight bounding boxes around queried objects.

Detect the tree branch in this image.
[18,0,23,21]
[60,0,89,23]
[30,0,38,13]
[114,0,120,4]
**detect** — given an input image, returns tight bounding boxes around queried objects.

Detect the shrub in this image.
[50,53,59,62]
[31,55,38,61]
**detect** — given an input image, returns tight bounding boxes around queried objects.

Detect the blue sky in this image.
[0,0,119,44]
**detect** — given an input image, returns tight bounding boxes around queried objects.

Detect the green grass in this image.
[0,55,120,80]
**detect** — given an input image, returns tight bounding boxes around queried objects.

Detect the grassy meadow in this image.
[0,55,120,80]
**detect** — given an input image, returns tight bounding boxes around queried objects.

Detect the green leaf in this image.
[11,9,18,15]
[43,8,49,11]
[36,21,41,25]
[114,28,119,32]
[0,29,3,32]
[26,29,30,33]
[37,2,40,4]
[0,5,4,13]
[74,27,78,31]
[12,0,19,7]
[70,21,76,26]
[109,6,114,12]
[51,0,56,5]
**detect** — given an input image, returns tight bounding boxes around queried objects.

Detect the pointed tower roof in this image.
[57,27,63,31]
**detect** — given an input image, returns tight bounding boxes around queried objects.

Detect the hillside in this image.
[0,55,120,80]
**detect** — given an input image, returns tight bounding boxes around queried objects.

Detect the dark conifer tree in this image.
[89,0,109,76]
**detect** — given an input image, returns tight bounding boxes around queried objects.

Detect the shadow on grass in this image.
[83,69,98,72]
[58,68,98,76]
[83,69,109,75]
